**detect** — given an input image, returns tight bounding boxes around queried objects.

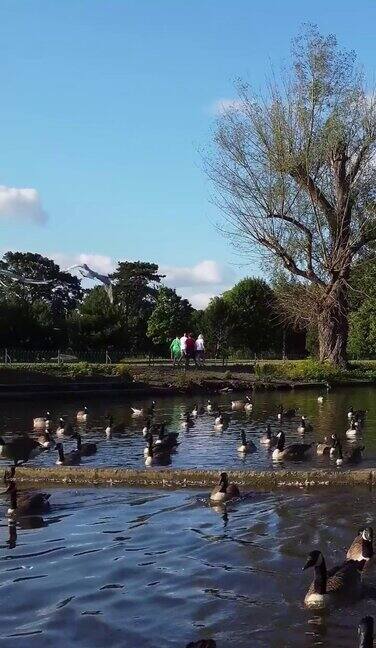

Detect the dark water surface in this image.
[0,385,375,470]
[1,487,376,647]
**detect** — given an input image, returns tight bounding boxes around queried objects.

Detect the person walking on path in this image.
[170,336,181,367]
[195,334,205,366]
[178,333,188,365]
[185,333,197,369]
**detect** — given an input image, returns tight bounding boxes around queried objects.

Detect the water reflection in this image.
[0,487,375,645]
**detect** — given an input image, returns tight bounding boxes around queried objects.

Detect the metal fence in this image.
[0,348,306,365]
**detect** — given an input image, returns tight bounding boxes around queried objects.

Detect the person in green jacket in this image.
[170,336,181,366]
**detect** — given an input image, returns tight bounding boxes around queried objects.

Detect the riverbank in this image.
[0,359,376,397]
[8,466,375,490]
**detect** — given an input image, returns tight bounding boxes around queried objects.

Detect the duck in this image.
[347,527,374,568]
[303,549,363,609]
[297,416,312,434]
[0,436,43,467]
[5,481,51,517]
[154,424,178,449]
[209,472,240,503]
[260,424,278,448]
[36,431,53,449]
[346,419,360,438]
[244,396,253,412]
[333,439,364,466]
[72,433,97,457]
[358,616,374,648]
[131,401,156,418]
[55,442,81,466]
[272,431,314,461]
[56,417,74,437]
[237,430,257,454]
[33,411,52,429]
[317,435,337,456]
[76,406,88,422]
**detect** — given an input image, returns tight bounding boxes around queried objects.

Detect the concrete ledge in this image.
[6,466,375,490]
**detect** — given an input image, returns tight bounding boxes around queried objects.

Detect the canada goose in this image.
[144,436,171,466]
[72,433,97,457]
[131,401,156,418]
[206,400,214,412]
[55,442,81,466]
[192,404,205,416]
[277,405,284,420]
[244,396,253,412]
[317,396,324,404]
[36,431,53,449]
[317,435,337,456]
[260,424,277,448]
[237,430,257,454]
[104,415,125,438]
[213,413,228,430]
[347,527,374,568]
[56,417,74,437]
[358,616,374,648]
[5,481,51,517]
[154,424,178,449]
[186,641,216,648]
[142,418,152,437]
[303,550,363,609]
[76,406,88,422]
[181,413,194,429]
[0,436,42,467]
[33,411,52,429]
[231,399,244,410]
[209,472,240,503]
[348,407,367,420]
[346,419,359,439]
[272,431,314,461]
[333,439,364,466]
[297,416,312,434]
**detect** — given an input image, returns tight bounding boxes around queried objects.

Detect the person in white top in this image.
[178,333,188,365]
[195,334,205,365]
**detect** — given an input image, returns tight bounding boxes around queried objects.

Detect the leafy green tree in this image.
[202,297,234,356]
[0,251,82,317]
[112,261,164,352]
[223,277,279,353]
[68,286,125,350]
[147,287,193,346]
[209,26,376,366]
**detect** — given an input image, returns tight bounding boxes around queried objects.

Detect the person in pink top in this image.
[185,333,197,369]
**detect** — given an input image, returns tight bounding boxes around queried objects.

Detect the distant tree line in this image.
[0,250,373,359]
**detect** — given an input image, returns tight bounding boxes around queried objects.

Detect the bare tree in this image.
[208,26,376,366]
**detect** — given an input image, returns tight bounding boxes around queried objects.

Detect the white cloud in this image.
[161,260,234,287]
[211,98,246,116]
[0,185,47,224]
[52,253,115,275]
[188,292,215,309]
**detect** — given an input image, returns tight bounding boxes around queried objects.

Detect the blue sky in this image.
[0,0,375,307]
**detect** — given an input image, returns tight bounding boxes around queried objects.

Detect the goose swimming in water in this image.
[55,442,81,466]
[72,433,97,457]
[154,424,179,449]
[5,481,51,517]
[333,439,364,466]
[0,436,43,467]
[131,401,156,418]
[346,419,360,439]
[56,417,74,438]
[231,399,244,410]
[297,416,312,434]
[33,411,52,429]
[272,431,314,461]
[244,396,253,412]
[317,435,337,456]
[144,436,171,466]
[347,527,374,569]
[237,430,257,454]
[358,616,374,648]
[209,472,240,503]
[260,424,277,448]
[303,549,363,609]
[76,406,88,422]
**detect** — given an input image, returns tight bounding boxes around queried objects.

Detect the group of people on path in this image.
[170,333,205,368]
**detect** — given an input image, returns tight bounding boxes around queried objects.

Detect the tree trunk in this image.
[317,284,348,367]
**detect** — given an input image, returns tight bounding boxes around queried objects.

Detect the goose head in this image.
[303,549,324,571]
[218,472,229,492]
[240,430,246,445]
[359,527,373,543]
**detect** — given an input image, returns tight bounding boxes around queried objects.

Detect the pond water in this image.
[0,385,375,471]
[1,486,376,647]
